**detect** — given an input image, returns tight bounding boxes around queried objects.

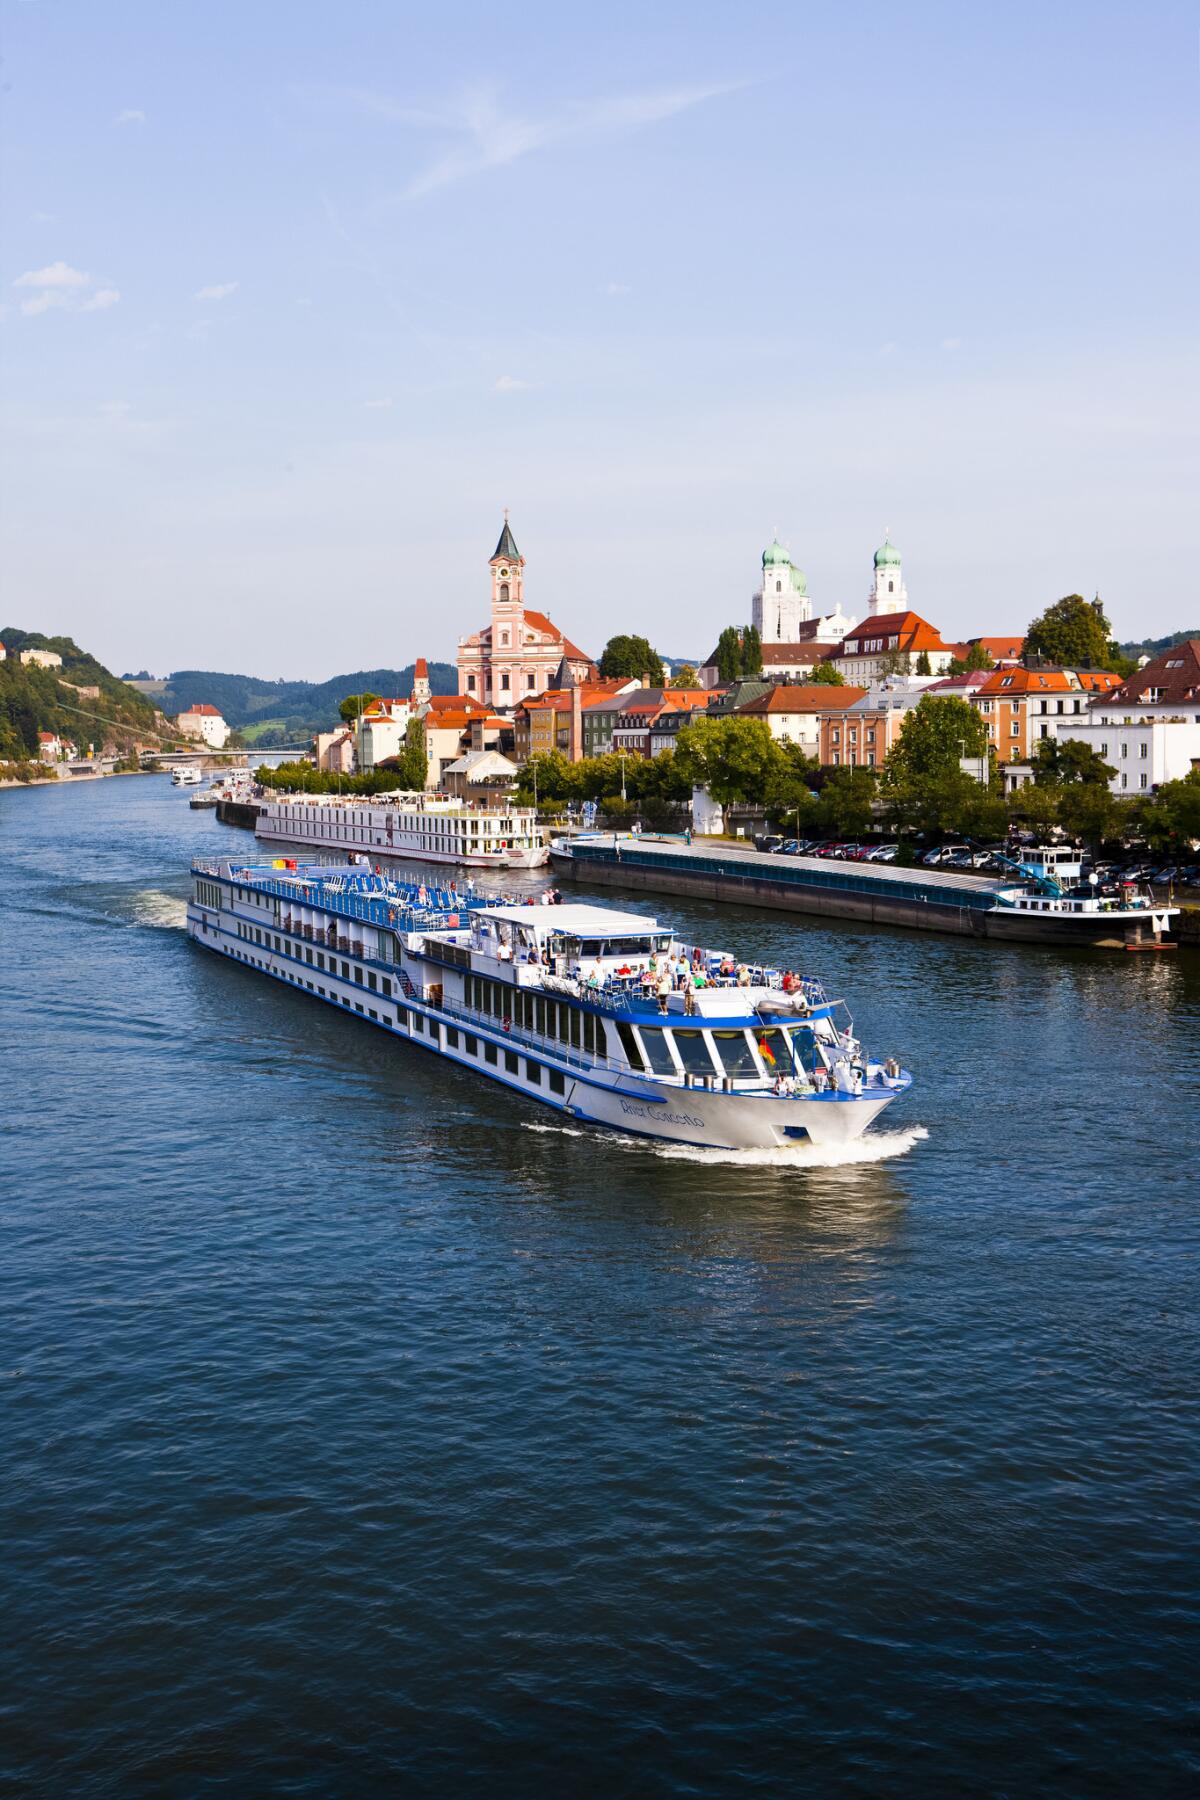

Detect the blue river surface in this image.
[2,775,1198,1797]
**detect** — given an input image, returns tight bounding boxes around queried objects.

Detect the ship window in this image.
[526,1059,542,1084]
[355,967,363,984]
[505,1049,519,1074]
[382,977,391,997]
[536,997,547,1035]
[549,1070,565,1095]
[672,1030,718,1078]
[583,1011,597,1056]
[342,962,350,979]
[755,1027,799,1076]
[569,1008,581,1049]
[615,1022,646,1071]
[412,1014,423,1033]
[368,971,377,990]
[712,1030,760,1077]
[485,1042,498,1065]
[445,1027,459,1049]
[464,1034,478,1055]
[638,1028,677,1076]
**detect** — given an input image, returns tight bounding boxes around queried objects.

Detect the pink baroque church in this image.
[456,517,595,709]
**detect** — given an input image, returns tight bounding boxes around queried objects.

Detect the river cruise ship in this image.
[255,792,548,869]
[187,857,912,1151]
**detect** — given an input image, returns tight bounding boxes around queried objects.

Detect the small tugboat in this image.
[187,857,912,1150]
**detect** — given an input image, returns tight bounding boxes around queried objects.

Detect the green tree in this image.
[392,716,428,790]
[599,635,664,687]
[809,661,845,686]
[945,642,995,676]
[339,692,379,722]
[1029,737,1116,787]
[815,767,877,837]
[670,665,698,688]
[1134,769,1200,851]
[1023,595,1127,672]
[673,715,783,805]
[515,749,575,804]
[740,624,762,678]
[884,696,989,786]
[713,627,744,685]
[914,649,932,676]
[1056,782,1126,850]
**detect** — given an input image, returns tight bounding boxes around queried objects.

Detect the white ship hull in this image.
[187,903,897,1148]
[254,805,548,869]
[186,857,912,1154]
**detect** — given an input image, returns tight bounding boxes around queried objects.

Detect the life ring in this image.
[499,840,507,851]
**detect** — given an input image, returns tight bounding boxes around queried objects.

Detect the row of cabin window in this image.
[196,879,223,909]
[463,973,605,1057]
[223,933,573,1097]
[236,921,396,997]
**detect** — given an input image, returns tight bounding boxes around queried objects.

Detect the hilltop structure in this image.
[457,518,594,709]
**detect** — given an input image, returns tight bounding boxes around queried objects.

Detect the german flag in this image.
[757,1037,776,1066]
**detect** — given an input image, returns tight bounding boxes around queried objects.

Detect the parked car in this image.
[863,843,898,862]
[754,834,783,853]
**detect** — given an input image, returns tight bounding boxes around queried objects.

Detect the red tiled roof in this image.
[181,702,222,716]
[760,641,826,662]
[973,635,1025,661]
[840,612,951,654]
[739,683,868,715]
[427,693,490,714]
[413,657,428,677]
[1104,639,1200,707]
[974,667,1122,698]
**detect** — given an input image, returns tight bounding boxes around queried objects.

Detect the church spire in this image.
[492,511,521,564]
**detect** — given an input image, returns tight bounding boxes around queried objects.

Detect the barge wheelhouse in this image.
[187,858,912,1151]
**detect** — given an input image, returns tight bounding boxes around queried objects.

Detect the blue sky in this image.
[3,0,1196,677]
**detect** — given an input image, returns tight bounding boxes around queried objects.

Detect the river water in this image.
[2,776,1198,1795]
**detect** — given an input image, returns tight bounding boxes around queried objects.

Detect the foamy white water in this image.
[521,1120,929,1167]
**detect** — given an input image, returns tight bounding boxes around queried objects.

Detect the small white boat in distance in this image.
[172,765,203,786]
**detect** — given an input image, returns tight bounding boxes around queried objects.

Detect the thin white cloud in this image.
[605,281,632,296]
[336,79,741,199]
[941,337,962,352]
[83,288,121,312]
[32,211,56,224]
[363,397,393,409]
[493,375,531,393]
[99,401,132,417]
[195,281,238,302]
[14,261,91,289]
[21,291,69,317]
[115,108,146,126]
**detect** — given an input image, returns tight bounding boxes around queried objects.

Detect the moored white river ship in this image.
[187,857,912,1150]
[255,792,548,869]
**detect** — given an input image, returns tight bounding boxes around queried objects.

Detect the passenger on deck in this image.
[656,970,672,1014]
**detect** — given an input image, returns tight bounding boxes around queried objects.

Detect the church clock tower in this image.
[489,513,525,705]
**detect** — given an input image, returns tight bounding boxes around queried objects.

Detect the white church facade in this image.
[751,537,857,647]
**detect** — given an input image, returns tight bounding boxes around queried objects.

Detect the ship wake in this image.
[521,1121,929,1168]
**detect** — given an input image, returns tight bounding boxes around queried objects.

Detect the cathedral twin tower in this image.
[751,534,910,646]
